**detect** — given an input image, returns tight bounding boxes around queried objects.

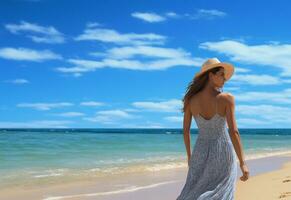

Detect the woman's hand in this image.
[240,163,249,181]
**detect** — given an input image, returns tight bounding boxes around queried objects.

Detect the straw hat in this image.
[194,57,235,81]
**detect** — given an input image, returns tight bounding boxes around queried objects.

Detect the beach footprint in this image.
[279,191,291,199]
[282,176,291,183]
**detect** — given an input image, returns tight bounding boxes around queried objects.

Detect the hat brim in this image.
[195,62,235,81]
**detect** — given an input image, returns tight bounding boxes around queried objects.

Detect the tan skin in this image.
[183,68,249,182]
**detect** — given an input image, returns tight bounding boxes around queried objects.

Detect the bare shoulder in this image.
[218,92,235,104]
[188,91,201,103]
[188,94,200,115]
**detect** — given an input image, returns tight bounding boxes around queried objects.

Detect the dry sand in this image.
[235,159,291,200]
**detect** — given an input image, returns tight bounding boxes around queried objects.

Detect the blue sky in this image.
[1,0,291,128]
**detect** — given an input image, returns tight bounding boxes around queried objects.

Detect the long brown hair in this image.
[181,66,224,113]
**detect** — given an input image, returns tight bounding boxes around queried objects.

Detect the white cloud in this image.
[234,88,291,104]
[0,120,72,128]
[89,52,107,57]
[164,116,183,122]
[199,40,291,77]
[122,108,141,112]
[132,99,182,112]
[5,21,65,44]
[231,74,281,85]
[96,109,134,118]
[131,9,226,22]
[75,27,166,45]
[60,24,213,76]
[165,12,180,18]
[223,86,241,91]
[191,9,227,19]
[236,104,291,124]
[56,112,85,117]
[56,66,95,74]
[222,100,291,127]
[0,47,62,61]
[83,109,137,124]
[56,46,205,76]
[86,22,102,28]
[83,115,118,125]
[4,79,29,84]
[237,118,269,126]
[17,102,74,110]
[235,67,251,73]
[131,12,166,23]
[56,57,202,75]
[96,45,192,59]
[80,101,105,107]
[282,79,291,83]
[68,59,104,69]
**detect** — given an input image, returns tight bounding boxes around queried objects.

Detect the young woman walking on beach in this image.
[176,58,249,200]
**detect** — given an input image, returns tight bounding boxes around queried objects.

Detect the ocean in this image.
[1,128,291,189]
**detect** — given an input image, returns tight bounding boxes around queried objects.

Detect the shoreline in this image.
[0,153,291,200]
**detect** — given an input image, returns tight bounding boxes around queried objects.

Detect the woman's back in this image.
[176,91,238,200]
[189,91,226,120]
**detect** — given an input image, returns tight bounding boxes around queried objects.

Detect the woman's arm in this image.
[183,103,192,165]
[225,93,246,166]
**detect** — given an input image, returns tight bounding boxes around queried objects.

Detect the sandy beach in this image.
[0,153,290,200]
[235,156,291,200]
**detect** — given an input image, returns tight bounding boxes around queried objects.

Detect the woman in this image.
[176,58,249,200]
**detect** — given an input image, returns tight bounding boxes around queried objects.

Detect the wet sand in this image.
[0,153,291,200]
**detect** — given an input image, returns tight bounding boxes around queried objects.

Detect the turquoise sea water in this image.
[0,128,291,188]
